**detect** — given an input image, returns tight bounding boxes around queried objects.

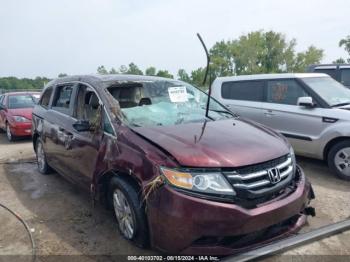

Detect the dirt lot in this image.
[0,133,349,262]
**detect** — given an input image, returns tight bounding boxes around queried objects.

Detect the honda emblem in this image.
[268,168,281,184]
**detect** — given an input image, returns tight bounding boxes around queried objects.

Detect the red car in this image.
[0,92,40,141]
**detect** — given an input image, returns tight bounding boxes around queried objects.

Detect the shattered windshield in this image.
[107,80,234,127]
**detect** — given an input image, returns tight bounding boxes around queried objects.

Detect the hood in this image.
[8,108,33,120]
[133,119,289,168]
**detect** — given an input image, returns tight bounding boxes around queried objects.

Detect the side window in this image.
[314,68,337,79]
[74,84,101,124]
[266,79,308,105]
[103,109,114,135]
[340,69,350,86]
[52,85,74,114]
[40,86,53,108]
[0,95,3,105]
[221,81,264,102]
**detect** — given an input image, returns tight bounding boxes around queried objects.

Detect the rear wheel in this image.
[328,140,350,180]
[108,176,149,248]
[6,123,15,142]
[36,138,52,174]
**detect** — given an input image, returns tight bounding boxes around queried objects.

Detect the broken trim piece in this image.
[224,218,350,262]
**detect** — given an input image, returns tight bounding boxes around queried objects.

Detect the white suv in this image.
[211,73,350,180]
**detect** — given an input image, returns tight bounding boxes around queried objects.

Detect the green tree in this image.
[207,30,323,76]
[190,67,207,90]
[126,63,143,75]
[333,58,346,64]
[109,67,118,74]
[58,73,67,78]
[177,69,191,82]
[97,65,108,75]
[291,46,324,72]
[156,70,173,79]
[339,36,350,63]
[145,66,157,76]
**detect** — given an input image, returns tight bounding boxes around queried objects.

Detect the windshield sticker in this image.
[168,86,188,103]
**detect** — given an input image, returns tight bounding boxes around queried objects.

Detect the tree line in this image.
[1,30,350,91]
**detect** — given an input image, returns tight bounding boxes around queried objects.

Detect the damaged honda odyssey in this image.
[32,74,315,255]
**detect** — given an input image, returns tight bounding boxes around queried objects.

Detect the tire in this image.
[6,123,15,142]
[108,176,149,248]
[328,140,350,181]
[35,138,52,175]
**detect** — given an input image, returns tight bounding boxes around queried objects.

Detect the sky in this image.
[0,0,349,78]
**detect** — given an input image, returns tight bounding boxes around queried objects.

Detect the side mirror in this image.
[297,97,314,108]
[73,120,93,132]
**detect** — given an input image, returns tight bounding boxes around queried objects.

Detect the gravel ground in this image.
[0,133,349,262]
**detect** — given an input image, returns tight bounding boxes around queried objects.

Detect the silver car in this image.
[211,73,350,180]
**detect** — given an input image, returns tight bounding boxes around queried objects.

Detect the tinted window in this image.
[340,69,350,86]
[267,79,308,105]
[8,95,36,109]
[314,68,337,79]
[53,85,73,108]
[40,87,53,108]
[221,81,264,102]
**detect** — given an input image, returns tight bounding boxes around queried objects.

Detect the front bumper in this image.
[147,166,313,255]
[8,122,32,136]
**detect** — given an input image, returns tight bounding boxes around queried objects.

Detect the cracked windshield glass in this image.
[107,80,234,127]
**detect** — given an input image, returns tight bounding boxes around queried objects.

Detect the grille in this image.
[223,154,294,198]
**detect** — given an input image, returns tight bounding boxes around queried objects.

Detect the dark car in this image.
[0,92,41,141]
[307,64,350,88]
[32,74,315,255]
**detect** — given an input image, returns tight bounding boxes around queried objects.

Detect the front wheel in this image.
[328,140,350,180]
[6,123,15,142]
[36,138,52,175]
[108,176,149,248]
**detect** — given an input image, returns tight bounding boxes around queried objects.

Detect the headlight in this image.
[160,167,236,196]
[12,116,30,122]
[289,146,297,174]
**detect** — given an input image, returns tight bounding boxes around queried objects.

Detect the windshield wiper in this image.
[209,109,236,117]
[331,102,350,107]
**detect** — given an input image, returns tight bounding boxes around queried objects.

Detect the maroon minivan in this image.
[32,75,315,255]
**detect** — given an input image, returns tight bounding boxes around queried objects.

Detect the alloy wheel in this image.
[6,124,12,141]
[334,147,350,177]
[113,189,135,239]
[36,141,46,172]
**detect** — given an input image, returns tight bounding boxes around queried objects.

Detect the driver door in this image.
[64,83,103,189]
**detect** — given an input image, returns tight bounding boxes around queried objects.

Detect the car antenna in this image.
[196,33,211,119]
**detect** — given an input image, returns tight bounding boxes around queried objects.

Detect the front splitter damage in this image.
[223,218,350,262]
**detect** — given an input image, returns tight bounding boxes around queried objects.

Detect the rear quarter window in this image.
[221,80,264,102]
[40,86,53,109]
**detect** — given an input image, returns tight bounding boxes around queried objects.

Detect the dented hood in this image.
[133,119,289,168]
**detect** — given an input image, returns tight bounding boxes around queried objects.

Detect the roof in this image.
[2,91,41,96]
[215,73,329,82]
[54,74,174,84]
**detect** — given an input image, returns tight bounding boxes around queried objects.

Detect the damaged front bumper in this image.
[147,166,314,255]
